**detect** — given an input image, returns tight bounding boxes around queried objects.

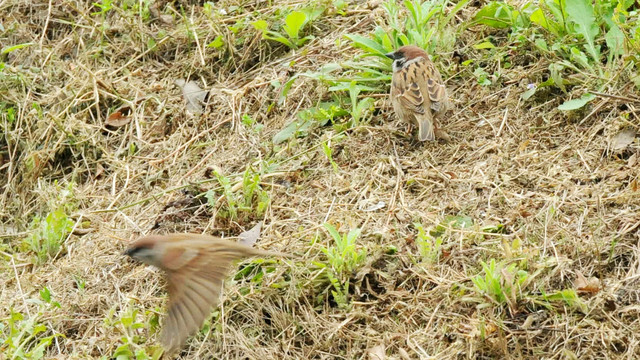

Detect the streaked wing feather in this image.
[396,82,425,114]
[160,238,275,353]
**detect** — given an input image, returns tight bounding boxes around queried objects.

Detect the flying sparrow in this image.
[124,232,284,354]
[386,45,451,141]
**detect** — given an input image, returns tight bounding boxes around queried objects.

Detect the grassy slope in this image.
[1,0,639,359]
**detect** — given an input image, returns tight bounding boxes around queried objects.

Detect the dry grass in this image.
[1,0,640,359]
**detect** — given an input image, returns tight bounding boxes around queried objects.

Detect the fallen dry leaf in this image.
[238,222,262,247]
[105,105,132,127]
[574,270,601,294]
[611,128,636,151]
[175,79,208,114]
[149,3,174,24]
[367,344,386,360]
[628,153,637,168]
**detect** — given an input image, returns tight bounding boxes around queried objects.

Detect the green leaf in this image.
[344,34,388,57]
[605,24,624,58]
[549,63,566,92]
[472,2,513,28]
[207,35,224,49]
[558,93,595,111]
[444,215,473,229]
[2,42,34,54]
[473,41,495,50]
[251,20,268,31]
[284,11,307,40]
[302,6,324,23]
[530,8,561,36]
[521,86,536,101]
[40,287,52,303]
[564,0,600,63]
[272,118,308,144]
[569,47,592,70]
[323,223,342,243]
[262,31,294,48]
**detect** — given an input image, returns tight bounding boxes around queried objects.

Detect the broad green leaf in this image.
[263,31,294,48]
[534,38,548,51]
[444,215,473,229]
[521,86,536,100]
[605,24,624,58]
[284,11,307,40]
[302,6,324,23]
[530,8,561,36]
[323,223,342,243]
[472,2,513,28]
[564,0,600,63]
[272,117,313,144]
[207,35,224,48]
[569,47,592,70]
[549,62,566,92]
[558,93,595,111]
[251,20,268,31]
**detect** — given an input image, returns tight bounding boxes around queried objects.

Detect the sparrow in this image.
[386,45,451,141]
[124,232,284,354]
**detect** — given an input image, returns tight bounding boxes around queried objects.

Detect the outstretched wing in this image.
[159,236,282,353]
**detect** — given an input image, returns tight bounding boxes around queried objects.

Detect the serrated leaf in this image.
[564,0,600,63]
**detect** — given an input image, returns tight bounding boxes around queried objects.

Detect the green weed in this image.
[104,304,162,360]
[275,0,467,144]
[272,99,348,144]
[315,224,366,308]
[0,287,62,360]
[413,223,443,264]
[252,7,324,49]
[473,0,640,109]
[471,259,529,311]
[21,182,76,264]
[206,166,271,222]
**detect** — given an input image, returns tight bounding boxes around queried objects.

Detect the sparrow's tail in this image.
[417,116,435,141]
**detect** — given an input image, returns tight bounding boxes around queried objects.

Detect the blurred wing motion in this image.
[156,234,281,353]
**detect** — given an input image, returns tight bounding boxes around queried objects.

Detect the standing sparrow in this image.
[386,45,451,141]
[124,232,284,354]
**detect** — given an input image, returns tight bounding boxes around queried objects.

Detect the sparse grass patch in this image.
[2,0,640,358]
[19,182,77,265]
[0,287,62,360]
[104,304,162,360]
[205,165,271,223]
[314,224,366,308]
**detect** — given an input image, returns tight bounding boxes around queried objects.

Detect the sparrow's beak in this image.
[385,52,397,60]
